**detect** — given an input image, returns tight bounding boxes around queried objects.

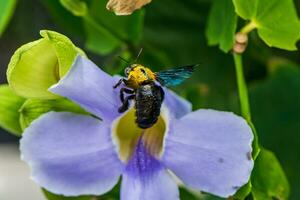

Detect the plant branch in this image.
[240,21,257,34]
[233,53,251,121]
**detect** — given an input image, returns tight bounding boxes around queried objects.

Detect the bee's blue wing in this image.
[155,65,196,86]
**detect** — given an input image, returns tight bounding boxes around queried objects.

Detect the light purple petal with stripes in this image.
[162,109,253,197]
[20,112,123,196]
[163,89,192,118]
[49,56,121,122]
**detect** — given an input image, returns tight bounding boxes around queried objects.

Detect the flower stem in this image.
[233,53,260,159]
[240,21,257,34]
[233,53,251,121]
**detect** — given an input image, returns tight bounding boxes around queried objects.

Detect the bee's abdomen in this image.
[135,83,164,129]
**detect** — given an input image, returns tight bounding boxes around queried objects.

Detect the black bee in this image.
[113,62,195,129]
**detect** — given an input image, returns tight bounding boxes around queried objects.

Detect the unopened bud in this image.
[233,32,248,54]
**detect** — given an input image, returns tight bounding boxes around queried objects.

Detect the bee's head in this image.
[124,65,133,77]
[125,64,156,86]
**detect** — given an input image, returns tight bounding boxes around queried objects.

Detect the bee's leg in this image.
[120,88,134,102]
[118,95,135,113]
[113,78,124,89]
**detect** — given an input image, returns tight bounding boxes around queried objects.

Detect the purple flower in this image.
[20,56,254,199]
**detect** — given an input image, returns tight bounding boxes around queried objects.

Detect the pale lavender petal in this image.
[163,89,192,118]
[20,112,123,196]
[121,140,179,200]
[162,109,253,197]
[49,56,121,121]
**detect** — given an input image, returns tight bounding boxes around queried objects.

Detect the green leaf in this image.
[83,15,123,55]
[42,189,92,200]
[251,149,290,200]
[88,0,144,44]
[19,98,87,130]
[0,84,25,136]
[40,0,85,36]
[7,30,82,99]
[206,0,237,52]
[84,0,144,55]
[233,0,300,50]
[234,181,252,200]
[59,0,87,17]
[0,0,17,37]
[249,122,260,160]
[249,62,300,199]
[59,0,144,55]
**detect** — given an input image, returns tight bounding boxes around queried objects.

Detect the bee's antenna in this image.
[135,48,143,62]
[118,56,130,64]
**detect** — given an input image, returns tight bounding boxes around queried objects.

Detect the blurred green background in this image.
[0,0,300,199]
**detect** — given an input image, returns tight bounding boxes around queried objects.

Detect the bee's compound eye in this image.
[140,68,146,75]
[124,67,131,76]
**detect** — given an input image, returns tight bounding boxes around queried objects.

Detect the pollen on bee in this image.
[127,65,156,88]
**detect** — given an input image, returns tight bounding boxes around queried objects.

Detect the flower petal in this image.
[49,56,121,121]
[106,0,152,15]
[121,140,179,200]
[162,109,253,197]
[20,112,123,196]
[163,89,192,118]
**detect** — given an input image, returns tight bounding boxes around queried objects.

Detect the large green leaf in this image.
[19,98,87,130]
[83,15,123,55]
[59,0,87,17]
[206,0,237,52]
[251,149,290,200]
[39,0,84,36]
[0,0,17,37]
[0,84,25,136]
[233,0,300,50]
[249,62,300,199]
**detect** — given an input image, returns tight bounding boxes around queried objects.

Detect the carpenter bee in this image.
[113,54,196,129]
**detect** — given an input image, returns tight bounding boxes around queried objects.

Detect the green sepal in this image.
[43,180,121,200]
[0,84,25,136]
[19,98,88,130]
[206,0,237,52]
[39,30,86,77]
[251,149,290,200]
[42,189,91,200]
[233,0,300,50]
[7,30,84,99]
